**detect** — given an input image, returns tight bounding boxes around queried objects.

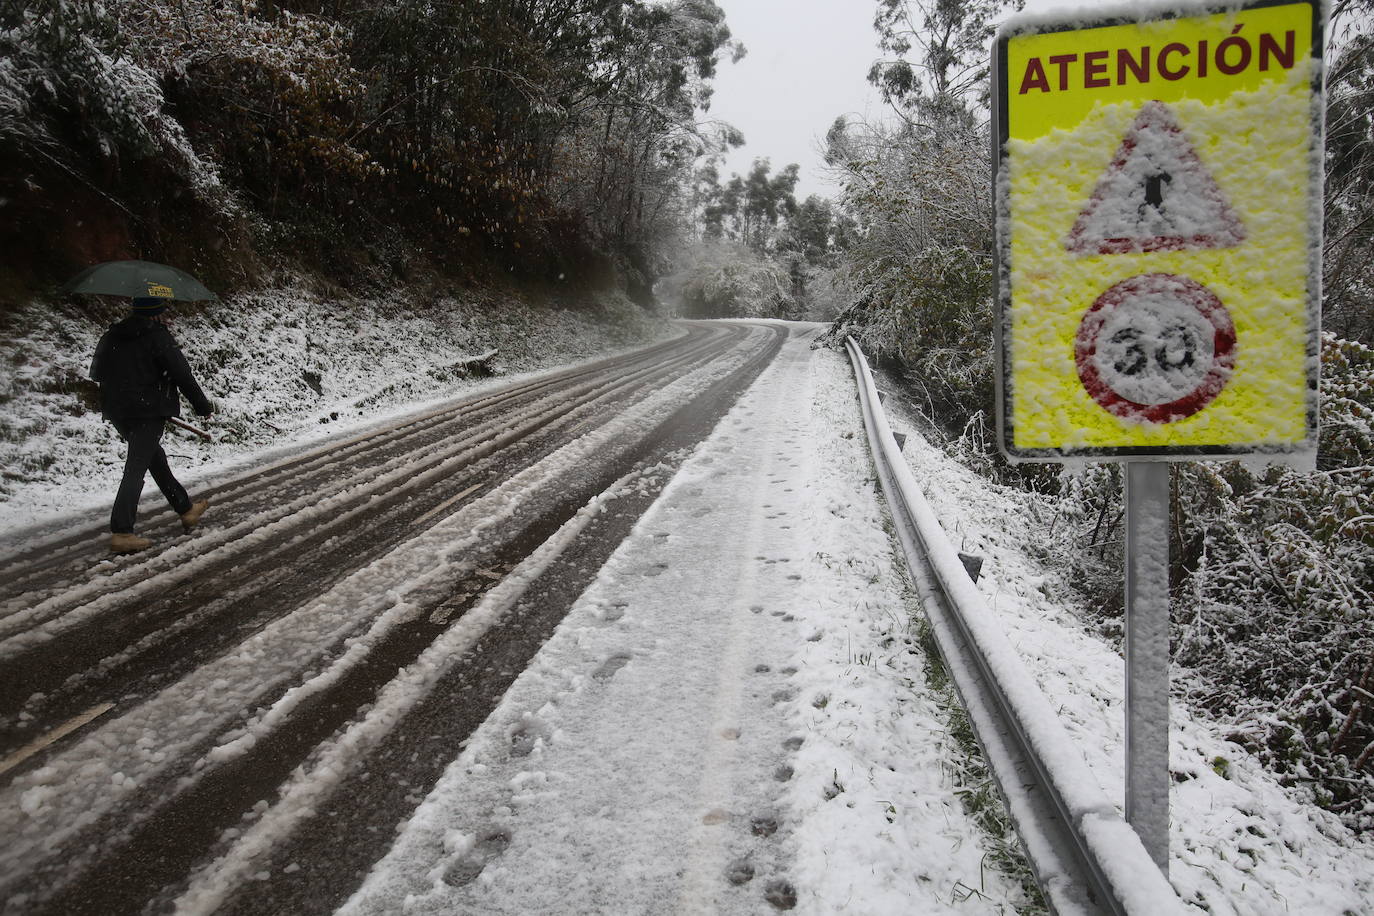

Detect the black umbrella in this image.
[61,260,218,301]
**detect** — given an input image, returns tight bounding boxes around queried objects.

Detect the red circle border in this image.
[1074,273,1237,424]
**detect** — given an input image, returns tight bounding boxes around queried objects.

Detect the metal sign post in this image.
[992,0,1326,882]
[1125,461,1172,870]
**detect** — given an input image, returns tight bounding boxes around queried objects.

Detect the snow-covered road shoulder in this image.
[340,326,1027,914]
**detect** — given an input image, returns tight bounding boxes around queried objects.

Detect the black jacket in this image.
[89,316,213,420]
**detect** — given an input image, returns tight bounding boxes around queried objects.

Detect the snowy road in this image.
[7,318,1365,916]
[1,321,832,914]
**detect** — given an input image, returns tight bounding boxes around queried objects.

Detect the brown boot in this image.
[180,498,210,531]
[110,532,153,554]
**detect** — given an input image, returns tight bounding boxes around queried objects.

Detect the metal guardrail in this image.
[844,337,1185,916]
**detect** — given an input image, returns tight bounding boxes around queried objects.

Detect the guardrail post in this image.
[1125,461,1171,874]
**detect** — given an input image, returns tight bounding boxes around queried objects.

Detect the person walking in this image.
[89,296,214,554]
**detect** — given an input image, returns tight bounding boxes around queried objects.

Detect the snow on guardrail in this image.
[844,337,1186,916]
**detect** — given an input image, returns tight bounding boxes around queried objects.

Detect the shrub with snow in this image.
[1169,336,1374,831]
[657,241,802,319]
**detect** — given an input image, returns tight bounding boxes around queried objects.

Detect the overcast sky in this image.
[706,0,886,201]
[704,0,1063,201]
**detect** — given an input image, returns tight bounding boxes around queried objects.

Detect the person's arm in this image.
[155,328,214,417]
[89,331,112,382]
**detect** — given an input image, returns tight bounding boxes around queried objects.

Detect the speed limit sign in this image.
[993,0,1323,462]
[1075,273,1237,425]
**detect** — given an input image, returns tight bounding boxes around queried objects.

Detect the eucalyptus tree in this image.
[1324,0,1374,344]
[868,0,1018,122]
[827,0,1015,434]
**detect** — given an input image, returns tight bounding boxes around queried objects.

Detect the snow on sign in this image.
[993,0,1325,461]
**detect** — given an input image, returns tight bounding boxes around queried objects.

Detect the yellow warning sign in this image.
[994,0,1323,461]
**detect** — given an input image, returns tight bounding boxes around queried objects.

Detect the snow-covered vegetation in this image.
[656,160,856,321]
[0,0,744,304]
[827,0,1374,833]
[1044,337,1374,832]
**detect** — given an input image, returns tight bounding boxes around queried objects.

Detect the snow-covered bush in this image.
[1169,336,1374,831]
[108,0,371,201]
[825,97,998,448]
[1046,337,1374,831]
[657,241,801,319]
[0,0,211,181]
[1048,464,1126,622]
[836,243,994,425]
[1323,1,1374,345]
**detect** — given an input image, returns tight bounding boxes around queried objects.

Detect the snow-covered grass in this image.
[0,285,669,543]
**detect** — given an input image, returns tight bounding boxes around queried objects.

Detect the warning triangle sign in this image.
[1066,101,1245,255]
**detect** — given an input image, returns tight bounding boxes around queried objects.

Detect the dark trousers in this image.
[110,417,191,534]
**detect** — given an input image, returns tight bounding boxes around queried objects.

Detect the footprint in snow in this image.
[725,859,755,886]
[509,718,552,758]
[509,730,537,759]
[643,563,669,578]
[751,815,779,837]
[593,653,632,681]
[765,879,797,910]
[442,829,512,887]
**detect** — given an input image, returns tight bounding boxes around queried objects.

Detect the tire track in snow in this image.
[0,327,724,626]
[0,326,744,747]
[0,324,785,916]
[0,329,709,603]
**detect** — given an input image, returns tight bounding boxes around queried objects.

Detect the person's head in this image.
[130,297,171,321]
